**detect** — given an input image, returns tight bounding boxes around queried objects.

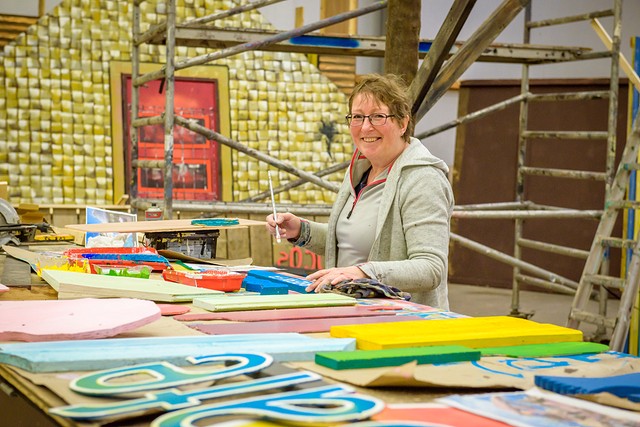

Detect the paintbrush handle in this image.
[267,171,281,243]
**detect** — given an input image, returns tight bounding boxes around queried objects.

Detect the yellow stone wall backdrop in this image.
[0,0,352,205]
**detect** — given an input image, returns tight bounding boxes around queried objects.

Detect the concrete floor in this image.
[448,283,620,340]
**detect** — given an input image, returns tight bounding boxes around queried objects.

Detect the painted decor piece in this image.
[315,345,481,370]
[439,388,640,427]
[295,351,640,391]
[535,372,640,402]
[0,298,160,342]
[41,269,222,302]
[0,333,356,372]
[246,269,312,293]
[193,293,355,312]
[0,283,8,293]
[174,305,399,322]
[480,341,610,358]
[50,351,384,426]
[371,402,512,427]
[156,304,191,316]
[191,218,240,226]
[189,315,423,335]
[330,316,583,350]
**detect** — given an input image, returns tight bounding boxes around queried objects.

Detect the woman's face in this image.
[349,93,409,166]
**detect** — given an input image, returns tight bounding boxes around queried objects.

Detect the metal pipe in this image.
[451,232,580,290]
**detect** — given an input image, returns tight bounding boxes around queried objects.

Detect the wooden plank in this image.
[249,213,272,266]
[0,334,357,372]
[64,218,265,233]
[41,270,222,302]
[315,345,480,370]
[190,315,423,335]
[193,293,355,312]
[174,305,399,322]
[330,316,583,350]
[0,298,160,342]
[410,0,475,114]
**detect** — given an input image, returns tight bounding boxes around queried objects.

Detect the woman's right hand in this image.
[265,212,302,242]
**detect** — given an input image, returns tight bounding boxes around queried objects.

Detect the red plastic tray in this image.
[162,269,246,292]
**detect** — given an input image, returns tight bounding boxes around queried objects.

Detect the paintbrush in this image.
[267,171,281,243]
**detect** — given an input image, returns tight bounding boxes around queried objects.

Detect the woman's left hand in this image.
[305,266,367,293]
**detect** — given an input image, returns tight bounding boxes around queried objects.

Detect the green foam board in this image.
[480,341,609,358]
[315,345,480,370]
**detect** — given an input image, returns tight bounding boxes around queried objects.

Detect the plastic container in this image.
[162,269,246,292]
[94,265,152,279]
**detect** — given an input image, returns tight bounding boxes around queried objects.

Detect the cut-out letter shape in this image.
[51,371,321,420]
[152,384,383,427]
[72,352,272,395]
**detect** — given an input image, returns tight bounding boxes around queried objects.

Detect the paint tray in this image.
[162,269,246,292]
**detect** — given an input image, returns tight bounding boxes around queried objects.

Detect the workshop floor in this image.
[448,283,620,339]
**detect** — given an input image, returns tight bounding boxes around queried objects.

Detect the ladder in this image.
[511,1,622,319]
[568,115,640,351]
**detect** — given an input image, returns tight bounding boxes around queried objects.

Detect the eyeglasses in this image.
[346,113,395,127]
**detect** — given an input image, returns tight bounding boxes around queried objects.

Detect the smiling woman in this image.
[266,74,454,309]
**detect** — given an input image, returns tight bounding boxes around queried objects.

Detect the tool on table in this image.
[267,171,281,243]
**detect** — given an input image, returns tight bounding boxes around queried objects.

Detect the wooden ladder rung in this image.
[582,274,625,290]
[520,166,606,181]
[528,90,609,102]
[605,200,640,210]
[599,237,637,249]
[522,130,609,139]
[569,308,616,329]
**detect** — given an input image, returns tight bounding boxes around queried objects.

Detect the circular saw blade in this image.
[0,199,19,226]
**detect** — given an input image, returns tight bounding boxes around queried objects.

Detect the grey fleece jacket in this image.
[298,137,454,309]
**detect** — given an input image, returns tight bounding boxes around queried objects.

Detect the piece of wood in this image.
[247,269,312,293]
[0,298,160,342]
[1,255,32,285]
[64,218,265,233]
[2,245,39,271]
[0,334,357,372]
[156,303,191,316]
[174,305,399,322]
[190,315,424,335]
[330,316,583,350]
[480,341,609,358]
[535,372,640,401]
[193,293,355,312]
[41,269,222,302]
[315,345,481,370]
[243,277,288,295]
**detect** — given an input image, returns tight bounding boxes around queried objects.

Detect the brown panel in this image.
[451,79,629,289]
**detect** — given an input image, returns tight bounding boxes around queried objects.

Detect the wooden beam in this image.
[384,0,421,84]
[409,0,476,116]
[591,18,640,92]
[415,0,530,121]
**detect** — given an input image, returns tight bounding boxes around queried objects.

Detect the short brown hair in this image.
[348,74,412,142]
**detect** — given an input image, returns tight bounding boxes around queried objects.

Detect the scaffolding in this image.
[129,0,637,341]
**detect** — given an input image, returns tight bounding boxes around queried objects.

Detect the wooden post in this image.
[384,0,420,85]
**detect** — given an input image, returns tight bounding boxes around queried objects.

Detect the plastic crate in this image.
[162,269,246,292]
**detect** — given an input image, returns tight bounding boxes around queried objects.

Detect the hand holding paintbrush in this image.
[265,172,303,243]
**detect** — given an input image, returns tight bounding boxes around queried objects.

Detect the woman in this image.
[266,74,454,309]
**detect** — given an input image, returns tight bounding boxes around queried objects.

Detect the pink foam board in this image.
[0,298,161,342]
[190,315,423,335]
[174,305,399,322]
